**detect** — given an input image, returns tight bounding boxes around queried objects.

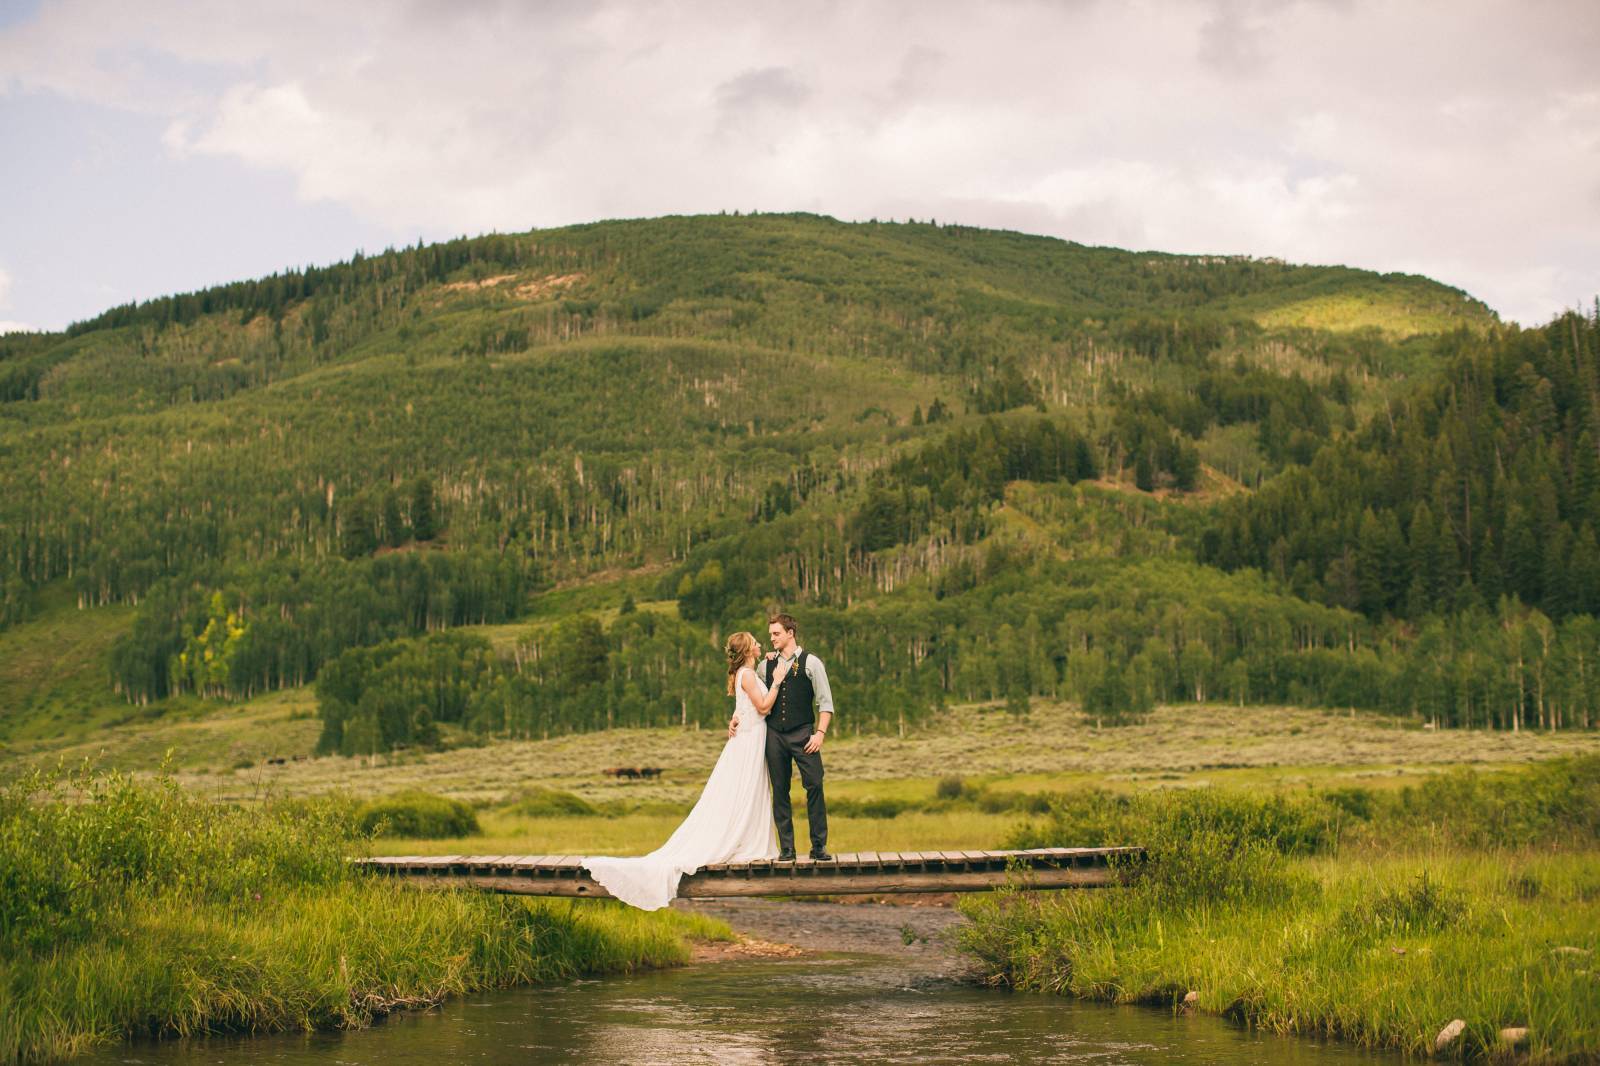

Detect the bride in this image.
[582,631,789,910]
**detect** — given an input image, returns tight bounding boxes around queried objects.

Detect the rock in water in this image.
[1499,1026,1529,1048]
[1434,1018,1465,1053]
[1181,990,1199,1008]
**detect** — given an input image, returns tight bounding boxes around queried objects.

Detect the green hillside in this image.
[6,211,1592,762]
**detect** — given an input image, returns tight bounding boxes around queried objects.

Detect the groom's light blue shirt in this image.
[777,646,835,716]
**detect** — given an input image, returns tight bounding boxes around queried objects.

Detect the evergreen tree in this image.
[382,487,406,548]
[410,477,438,542]
[340,495,379,559]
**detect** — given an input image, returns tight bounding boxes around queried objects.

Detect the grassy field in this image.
[14,697,1594,802]
[0,584,140,744]
[11,689,1597,862]
[957,759,1600,1062]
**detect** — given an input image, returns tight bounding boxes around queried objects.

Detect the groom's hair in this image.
[768,612,797,635]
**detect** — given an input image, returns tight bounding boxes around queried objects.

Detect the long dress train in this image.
[581,666,779,910]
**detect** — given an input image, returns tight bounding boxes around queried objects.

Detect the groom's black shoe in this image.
[777,849,797,862]
[809,849,834,861]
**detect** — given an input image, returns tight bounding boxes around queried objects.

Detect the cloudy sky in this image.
[1,0,1596,333]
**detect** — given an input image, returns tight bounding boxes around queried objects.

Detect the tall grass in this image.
[958,757,1600,1061]
[0,765,729,1064]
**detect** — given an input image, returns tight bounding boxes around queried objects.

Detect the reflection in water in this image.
[86,903,1392,1065]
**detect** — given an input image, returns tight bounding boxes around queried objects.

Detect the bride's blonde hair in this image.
[725,631,758,695]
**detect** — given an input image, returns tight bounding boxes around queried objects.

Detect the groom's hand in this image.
[727,716,740,739]
[803,730,824,754]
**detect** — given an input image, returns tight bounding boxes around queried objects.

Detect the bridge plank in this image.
[361,846,1142,897]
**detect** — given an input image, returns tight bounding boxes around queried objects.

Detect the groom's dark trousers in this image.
[766,722,827,855]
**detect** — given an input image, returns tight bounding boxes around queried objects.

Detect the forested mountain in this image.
[7,211,1588,755]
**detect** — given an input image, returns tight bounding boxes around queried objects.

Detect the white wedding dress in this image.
[582,666,780,910]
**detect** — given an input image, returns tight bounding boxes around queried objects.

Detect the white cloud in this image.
[0,267,34,332]
[2,0,1598,324]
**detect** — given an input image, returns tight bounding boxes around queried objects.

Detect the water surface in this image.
[87,900,1393,1065]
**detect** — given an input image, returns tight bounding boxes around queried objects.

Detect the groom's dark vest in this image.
[763,651,815,733]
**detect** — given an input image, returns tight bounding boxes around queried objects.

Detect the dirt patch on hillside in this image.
[441,273,519,292]
[436,271,585,300]
[514,272,585,299]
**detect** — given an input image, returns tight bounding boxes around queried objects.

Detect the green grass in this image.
[0,766,730,1065]
[1,885,728,1065]
[0,583,137,744]
[1250,286,1489,337]
[960,852,1599,1061]
[956,757,1600,1061]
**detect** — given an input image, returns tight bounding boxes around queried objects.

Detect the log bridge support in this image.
[354,847,1143,898]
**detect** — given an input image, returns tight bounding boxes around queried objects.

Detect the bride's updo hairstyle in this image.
[725,631,758,695]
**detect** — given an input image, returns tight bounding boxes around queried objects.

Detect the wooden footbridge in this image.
[355,847,1143,898]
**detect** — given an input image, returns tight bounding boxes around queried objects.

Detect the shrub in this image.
[831,796,910,819]
[504,787,600,817]
[1368,756,1600,848]
[1009,786,1341,856]
[355,791,479,838]
[936,775,967,800]
[1007,786,1338,906]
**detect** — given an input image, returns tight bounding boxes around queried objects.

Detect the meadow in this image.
[15,693,1595,800]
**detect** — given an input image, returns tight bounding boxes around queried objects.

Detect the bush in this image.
[1007,786,1339,905]
[504,787,600,818]
[831,796,911,819]
[1009,786,1341,855]
[1366,756,1600,848]
[355,791,479,838]
[936,775,966,800]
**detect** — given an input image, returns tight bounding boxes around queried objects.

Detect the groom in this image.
[728,612,833,861]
